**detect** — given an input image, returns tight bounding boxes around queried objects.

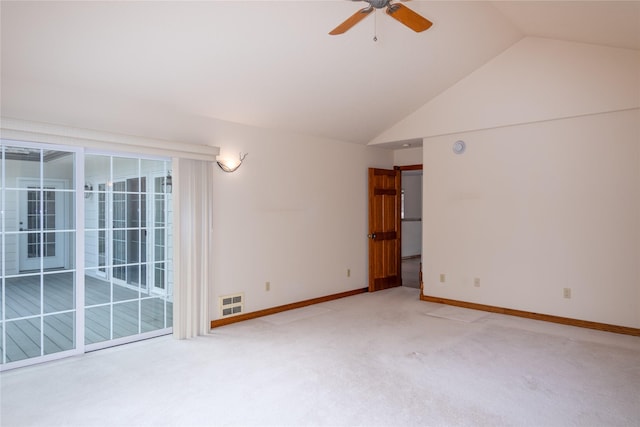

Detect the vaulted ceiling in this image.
[1,1,639,146]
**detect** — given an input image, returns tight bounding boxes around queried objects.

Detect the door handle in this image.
[368,233,377,239]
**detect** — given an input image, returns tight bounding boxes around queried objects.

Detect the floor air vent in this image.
[219,293,244,317]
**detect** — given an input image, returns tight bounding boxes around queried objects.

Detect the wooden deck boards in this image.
[1,272,172,363]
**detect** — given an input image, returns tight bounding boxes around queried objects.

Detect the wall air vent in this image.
[219,293,244,317]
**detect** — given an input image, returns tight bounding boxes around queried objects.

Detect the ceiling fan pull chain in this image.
[373,10,378,42]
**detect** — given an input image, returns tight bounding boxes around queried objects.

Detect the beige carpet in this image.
[426,305,489,323]
[2,287,639,426]
[262,306,333,326]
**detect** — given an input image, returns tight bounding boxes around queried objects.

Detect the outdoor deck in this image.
[1,272,172,363]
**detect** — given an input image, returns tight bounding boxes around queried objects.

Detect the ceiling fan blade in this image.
[385,3,432,32]
[329,6,374,35]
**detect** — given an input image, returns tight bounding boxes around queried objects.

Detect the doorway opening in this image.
[400,167,422,289]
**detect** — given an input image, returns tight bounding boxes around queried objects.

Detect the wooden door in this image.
[368,168,401,291]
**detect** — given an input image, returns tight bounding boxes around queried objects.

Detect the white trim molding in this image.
[0,117,220,161]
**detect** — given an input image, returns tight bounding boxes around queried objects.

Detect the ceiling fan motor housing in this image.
[366,0,392,9]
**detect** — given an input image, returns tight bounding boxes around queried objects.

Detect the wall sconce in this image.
[163,171,172,194]
[217,152,248,173]
[84,183,93,199]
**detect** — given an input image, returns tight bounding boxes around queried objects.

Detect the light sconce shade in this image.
[164,171,173,193]
[217,152,248,173]
[84,183,93,199]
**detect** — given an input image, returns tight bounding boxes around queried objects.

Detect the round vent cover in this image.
[453,140,466,154]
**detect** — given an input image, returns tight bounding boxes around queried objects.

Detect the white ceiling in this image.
[1,1,639,146]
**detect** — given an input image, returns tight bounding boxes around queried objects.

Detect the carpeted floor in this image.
[2,287,639,426]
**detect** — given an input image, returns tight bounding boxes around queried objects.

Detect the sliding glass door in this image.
[83,155,172,348]
[0,142,173,369]
[0,144,77,365]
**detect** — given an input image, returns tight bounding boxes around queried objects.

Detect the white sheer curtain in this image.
[173,158,214,338]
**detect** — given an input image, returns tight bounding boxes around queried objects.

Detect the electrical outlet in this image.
[563,287,571,299]
[347,269,351,278]
[266,281,270,292]
[474,278,480,287]
[439,274,446,283]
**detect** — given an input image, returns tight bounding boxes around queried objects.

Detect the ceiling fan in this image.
[329,0,433,35]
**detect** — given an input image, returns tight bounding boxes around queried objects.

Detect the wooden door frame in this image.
[397,164,423,172]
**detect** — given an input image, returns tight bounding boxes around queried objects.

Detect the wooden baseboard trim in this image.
[211,287,368,329]
[420,294,640,337]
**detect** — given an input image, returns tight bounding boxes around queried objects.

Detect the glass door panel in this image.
[18,184,67,271]
[83,155,172,348]
[141,298,165,332]
[1,145,174,368]
[43,271,75,313]
[43,312,75,355]
[84,305,110,345]
[5,318,41,362]
[113,301,139,339]
[1,145,77,367]
[4,275,41,319]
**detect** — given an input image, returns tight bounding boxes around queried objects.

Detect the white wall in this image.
[393,146,422,166]
[415,38,640,328]
[210,124,392,319]
[371,37,640,144]
[423,110,639,328]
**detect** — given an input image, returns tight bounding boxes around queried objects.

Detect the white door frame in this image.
[17,178,69,271]
[150,173,168,295]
